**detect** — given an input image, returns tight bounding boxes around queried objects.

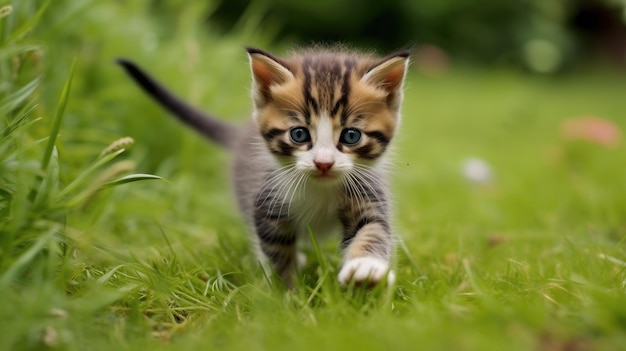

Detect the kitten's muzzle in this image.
[312,161,340,181]
[314,161,334,174]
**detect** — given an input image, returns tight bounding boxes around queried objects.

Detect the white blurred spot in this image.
[462,157,492,184]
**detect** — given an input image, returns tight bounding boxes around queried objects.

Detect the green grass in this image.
[2,1,626,350]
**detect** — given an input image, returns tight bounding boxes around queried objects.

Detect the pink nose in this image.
[314,161,334,173]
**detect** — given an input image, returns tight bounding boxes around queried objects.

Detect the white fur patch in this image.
[296,116,353,174]
[338,257,395,286]
[312,116,335,164]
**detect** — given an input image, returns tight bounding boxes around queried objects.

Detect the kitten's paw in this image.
[338,257,395,287]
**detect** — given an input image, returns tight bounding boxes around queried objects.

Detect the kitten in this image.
[117,46,409,288]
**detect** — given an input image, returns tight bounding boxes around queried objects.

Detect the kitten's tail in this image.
[116,59,238,149]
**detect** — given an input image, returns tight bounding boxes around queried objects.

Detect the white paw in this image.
[338,257,396,287]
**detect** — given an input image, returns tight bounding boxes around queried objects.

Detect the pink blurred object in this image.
[561,116,622,148]
[414,44,450,76]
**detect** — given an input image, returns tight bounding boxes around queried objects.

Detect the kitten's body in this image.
[118,47,409,287]
[233,125,345,264]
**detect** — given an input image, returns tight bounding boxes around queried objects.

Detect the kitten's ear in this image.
[246,47,294,104]
[362,51,410,97]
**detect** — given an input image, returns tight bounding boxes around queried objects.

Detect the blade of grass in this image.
[5,0,51,44]
[1,104,39,137]
[101,173,166,189]
[0,44,40,60]
[34,145,60,207]
[306,225,337,298]
[63,159,137,208]
[41,59,75,171]
[158,223,179,262]
[307,225,330,272]
[0,224,58,287]
[96,265,125,284]
[56,148,125,199]
[0,78,40,117]
[397,235,424,276]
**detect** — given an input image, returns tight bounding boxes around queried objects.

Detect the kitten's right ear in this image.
[362,51,410,94]
[246,47,294,104]
[361,51,410,109]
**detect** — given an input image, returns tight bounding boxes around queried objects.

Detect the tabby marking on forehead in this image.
[300,56,357,119]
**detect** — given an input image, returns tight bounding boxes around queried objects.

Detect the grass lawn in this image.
[2,1,626,350]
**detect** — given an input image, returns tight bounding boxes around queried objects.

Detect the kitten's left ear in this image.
[246,47,294,105]
[362,51,410,105]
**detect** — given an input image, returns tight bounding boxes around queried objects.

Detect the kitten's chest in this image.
[290,184,343,239]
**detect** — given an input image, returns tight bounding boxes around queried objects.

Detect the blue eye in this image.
[289,127,311,143]
[340,128,361,145]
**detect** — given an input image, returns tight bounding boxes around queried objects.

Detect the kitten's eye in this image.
[289,127,311,144]
[339,128,362,145]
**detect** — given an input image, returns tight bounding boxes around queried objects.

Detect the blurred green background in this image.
[14,0,626,171]
[212,0,626,71]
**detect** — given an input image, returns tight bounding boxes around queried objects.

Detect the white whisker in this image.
[268,170,297,217]
[348,166,385,204]
[277,169,301,218]
[256,165,297,209]
[285,170,308,217]
[344,172,366,209]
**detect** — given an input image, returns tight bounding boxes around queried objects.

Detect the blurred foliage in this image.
[211,0,626,72]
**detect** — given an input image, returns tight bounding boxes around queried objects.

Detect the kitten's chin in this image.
[310,171,343,185]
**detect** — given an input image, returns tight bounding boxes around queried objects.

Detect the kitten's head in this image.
[247,47,409,183]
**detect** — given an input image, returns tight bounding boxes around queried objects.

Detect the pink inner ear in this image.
[384,65,405,92]
[252,60,272,88]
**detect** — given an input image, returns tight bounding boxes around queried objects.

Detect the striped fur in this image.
[119,47,410,288]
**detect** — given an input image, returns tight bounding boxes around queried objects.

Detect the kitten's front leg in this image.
[253,205,297,287]
[338,198,395,287]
